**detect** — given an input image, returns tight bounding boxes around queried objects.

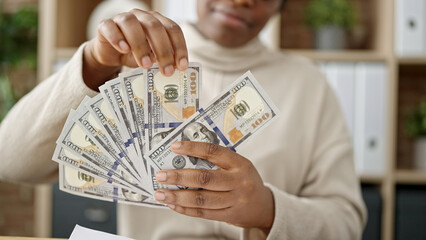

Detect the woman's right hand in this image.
[83,9,188,90]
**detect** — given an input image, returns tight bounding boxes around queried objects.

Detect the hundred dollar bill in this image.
[99,79,148,183]
[73,97,143,184]
[100,79,143,158]
[120,69,148,171]
[59,164,164,208]
[146,71,280,190]
[145,63,201,150]
[85,94,143,177]
[57,110,149,195]
[53,146,141,193]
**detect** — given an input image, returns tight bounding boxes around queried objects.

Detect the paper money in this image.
[85,94,143,177]
[120,69,148,169]
[99,79,154,191]
[73,97,143,184]
[99,79,143,158]
[145,63,201,150]
[59,164,164,208]
[146,71,280,190]
[57,110,149,195]
[54,64,279,209]
[53,146,136,191]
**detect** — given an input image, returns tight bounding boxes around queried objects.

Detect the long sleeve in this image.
[243,81,366,240]
[0,43,97,184]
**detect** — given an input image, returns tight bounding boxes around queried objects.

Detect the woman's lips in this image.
[212,9,250,29]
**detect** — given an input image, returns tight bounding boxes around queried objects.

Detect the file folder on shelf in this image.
[318,62,388,176]
[318,62,355,136]
[354,63,388,175]
[395,0,426,56]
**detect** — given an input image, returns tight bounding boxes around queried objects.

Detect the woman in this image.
[0,0,366,239]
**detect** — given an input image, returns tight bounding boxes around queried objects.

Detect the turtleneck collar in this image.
[181,22,273,72]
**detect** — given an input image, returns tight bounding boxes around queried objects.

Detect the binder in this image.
[322,62,338,89]
[395,0,426,56]
[317,62,355,135]
[354,63,388,175]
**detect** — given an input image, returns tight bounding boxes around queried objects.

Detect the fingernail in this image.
[171,142,182,150]
[156,171,167,182]
[154,191,166,201]
[168,204,175,209]
[141,56,152,68]
[164,65,174,76]
[179,57,188,69]
[119,40,129,52]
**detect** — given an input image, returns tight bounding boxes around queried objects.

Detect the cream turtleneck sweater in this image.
[0,23,366,240]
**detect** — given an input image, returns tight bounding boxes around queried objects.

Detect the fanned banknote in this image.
[53,63,203,206]
[85,94,143,177]
[145,71,280,190]
[53,146,134,191]
[55,110,148,194]
[100,79,143,158]
[120,69,148,168]
[59,164,164,208]
[54,64,279,209]
[145,63,201,150]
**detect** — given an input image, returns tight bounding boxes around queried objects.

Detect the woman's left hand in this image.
[154,141,275,232]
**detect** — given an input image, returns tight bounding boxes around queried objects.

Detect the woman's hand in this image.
[83,9,188,90]
[154,141,275,233]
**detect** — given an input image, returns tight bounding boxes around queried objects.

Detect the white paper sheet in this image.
[69,225,135,240]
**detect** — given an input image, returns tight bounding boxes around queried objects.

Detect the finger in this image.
[169,205,232,223]
[154,189,234,209]
[171,141,246,169]
[121,52,139,68]
[113,13,152,69]
[156,169,235,191]
[97,19,130,54]
[150,11,188,70]
[131,9,175,76]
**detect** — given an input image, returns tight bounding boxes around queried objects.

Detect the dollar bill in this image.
[99,79,143,159]
[57,110,149,195]
[73,97,143,184]
[120,69,148,171]
[53,145,141,193]
[145,71,280,190]
[145,63,201,150]
[85,94,143,177]
[59,164,164,208]
[98,83,153,192]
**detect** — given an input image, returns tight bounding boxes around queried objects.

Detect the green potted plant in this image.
[0,6,38,101]
[405,99,426,171]
[0,75,16,122]
[305,0,357,50]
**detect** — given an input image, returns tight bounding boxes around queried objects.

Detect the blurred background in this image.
[0,0,426,239]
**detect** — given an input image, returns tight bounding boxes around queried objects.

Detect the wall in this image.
[0,182,34,236]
